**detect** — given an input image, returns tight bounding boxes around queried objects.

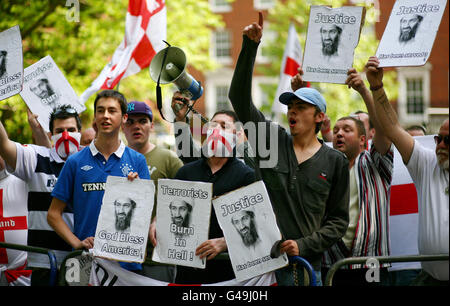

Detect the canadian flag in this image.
[80,0,167,103]
[271,23,303,115]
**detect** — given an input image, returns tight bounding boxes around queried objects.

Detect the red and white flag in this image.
[271,23,303,115]
[388,135,435,271]
[80,0,167,103]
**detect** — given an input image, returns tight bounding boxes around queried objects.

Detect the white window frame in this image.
[254,0,275,10]
[204,68,234,118]
[211,30,232,65]
[397,63,431,125]
[209,0,232,13]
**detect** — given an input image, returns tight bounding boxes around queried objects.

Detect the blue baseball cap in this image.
[279,87,327,113]
[126,101,153,121]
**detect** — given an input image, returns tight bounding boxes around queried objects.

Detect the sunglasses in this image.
[53,107,77,116]
[434,134,449,146]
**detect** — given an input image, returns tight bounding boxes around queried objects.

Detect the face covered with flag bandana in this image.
[51,131,81,160]
[203,114,237,158]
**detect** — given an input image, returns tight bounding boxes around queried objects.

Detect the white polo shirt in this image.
[406,140,449,280]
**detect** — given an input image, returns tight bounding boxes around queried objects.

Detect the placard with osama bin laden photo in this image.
[152,179,213,269]
[93,176,155,263]
[302,5,365,84]
[212,181,288,281]
[0,25,23,101]
[375,0,447,67]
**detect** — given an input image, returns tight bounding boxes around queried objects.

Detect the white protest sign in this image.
[93,176,155,263]
[376,0,447,67]
[212,181,288,281]
[152,179,213,269]
[302,6,365,84]
[0,25,23,101]
[19,55,86,132]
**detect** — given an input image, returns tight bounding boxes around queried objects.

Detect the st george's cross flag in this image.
[271,23,303,115]
[80,0,167,103]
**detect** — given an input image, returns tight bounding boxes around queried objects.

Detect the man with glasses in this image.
[0,104,82,285]
[366,56,449,285]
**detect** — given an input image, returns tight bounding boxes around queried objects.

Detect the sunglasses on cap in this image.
[54,107,77,116]
[434,134,449,146]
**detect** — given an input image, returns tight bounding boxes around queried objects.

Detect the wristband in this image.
[370,83,383,91]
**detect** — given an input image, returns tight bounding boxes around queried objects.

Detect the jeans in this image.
[410,270,449,286]
[275,264,322,286]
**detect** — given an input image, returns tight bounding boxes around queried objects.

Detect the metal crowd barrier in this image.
[289,256,317,286]
[0,242,58,286]
[324,254,449,286]
[58,250,316,286]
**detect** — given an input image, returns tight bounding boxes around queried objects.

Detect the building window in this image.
[406,78,424,114]
[216,85,232,111]
[254,0,275,10]
[210,0,231,13]
[213,30,231,61]
[397,64,431,125]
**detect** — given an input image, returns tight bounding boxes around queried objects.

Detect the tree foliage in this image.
[0,0,223,143]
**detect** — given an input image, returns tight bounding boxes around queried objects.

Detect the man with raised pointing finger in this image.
[229,13,350,286]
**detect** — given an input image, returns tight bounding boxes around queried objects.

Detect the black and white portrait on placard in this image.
[114,196,137,233]
[0,50,7,78]
[302,5,365,84]
[0,25,23,101]
[20,55,86,132]
[212,181,288,282]
[320,24,342,58]
[169,199,193,238]
[376,0,447,67]
[399,14,424,44]
[152,179,213,269]
[93,176,155,263]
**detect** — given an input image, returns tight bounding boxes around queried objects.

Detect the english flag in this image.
[388,135,436,271]
[271,23,303,115]
[80,0,167,103]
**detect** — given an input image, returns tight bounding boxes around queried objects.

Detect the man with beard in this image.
[320,24,342,57]
[231,210,260,248]
[29,78,59,109]
[399,14,423,44]
[114,197,136,232]
[366,56,448,285]
[0,50,7,78]
[169,199,192,237]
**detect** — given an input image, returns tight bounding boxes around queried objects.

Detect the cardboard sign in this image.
[302,6,365,84]
[376,0,448,67]
[19,55,85,132]
[212,181,288,281]
[0,25,23,101]
[152,179,213,269]
[93,176,155,263]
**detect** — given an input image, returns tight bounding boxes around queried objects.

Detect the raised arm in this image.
[345,67,392,155]
[27,109,52,148]
[0,120,18,171]
[365,56,414,164]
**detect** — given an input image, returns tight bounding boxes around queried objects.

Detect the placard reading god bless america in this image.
[93,176,155,263]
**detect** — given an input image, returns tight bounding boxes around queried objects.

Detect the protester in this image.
[351,110,375,141]
[0,156,30,286]
[0,104,82,285]
[80,127,96,146]
[150,100,255,284]
[228,13,349,286]
[321,68,393,286]
[171,91,253,167]
[122,100,182,281]
[48,90,150,273]
[366,56,449,285]
[405,125,426,137]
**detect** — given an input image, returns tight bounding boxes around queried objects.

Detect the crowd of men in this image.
[0,16,448,287]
